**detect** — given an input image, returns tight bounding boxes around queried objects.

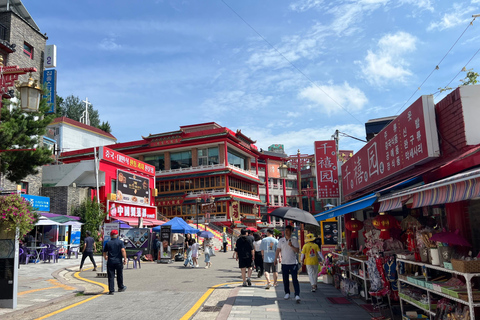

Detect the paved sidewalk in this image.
[0,256,103,319]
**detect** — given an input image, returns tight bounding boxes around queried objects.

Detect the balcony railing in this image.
[157,163,259,180]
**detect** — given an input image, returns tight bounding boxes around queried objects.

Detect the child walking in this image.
[191,239,199,268]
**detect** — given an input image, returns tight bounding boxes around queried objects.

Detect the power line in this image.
[220,0,364,125]
[395,15,477,115]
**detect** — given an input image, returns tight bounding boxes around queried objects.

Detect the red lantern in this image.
[373,212,395,240]
[345,218,363,239]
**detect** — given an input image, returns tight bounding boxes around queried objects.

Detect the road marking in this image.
[18,286,59,296]
[34,267,108,320]
[47,279,76,290]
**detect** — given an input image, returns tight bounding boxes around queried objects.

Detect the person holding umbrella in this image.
[275,225,300,302]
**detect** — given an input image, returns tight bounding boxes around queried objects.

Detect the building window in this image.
[198,147,219,166]
[111,179,117,193]
[23,42,33,59]
[170,151,192,169]
[20,181,28,194]
[144,154,165,171]
[227,149,246,169]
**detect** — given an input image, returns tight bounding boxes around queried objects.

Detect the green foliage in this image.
[460,69,479,86]
[98,121,112,133]
[57,95,101,127]
[0,194,39,238]
[74,197,106,243]
[54,94,64,118]
[0,92,55,183]
[273,228,281,237]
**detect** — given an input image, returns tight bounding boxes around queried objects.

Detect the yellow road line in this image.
[34,267,108,320]
[18,286,59,296]
[47,279,76,290]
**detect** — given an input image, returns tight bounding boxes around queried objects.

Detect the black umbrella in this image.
[269,207,319,226]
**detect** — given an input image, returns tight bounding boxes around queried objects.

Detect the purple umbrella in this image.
[430,229,471,247]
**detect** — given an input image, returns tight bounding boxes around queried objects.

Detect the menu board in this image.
[119,228,150,254]
[116,169,150,205]
[322,221,338,245]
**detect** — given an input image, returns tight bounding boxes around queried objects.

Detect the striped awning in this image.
[379,167,480,209]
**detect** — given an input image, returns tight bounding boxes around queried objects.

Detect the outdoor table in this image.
[26,246,48,263]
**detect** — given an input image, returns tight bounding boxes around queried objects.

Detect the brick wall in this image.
[435,88,467,156]
[192,148,198,166]
[164,152,171,170]
[2,168,43,195]
[219,143,225,164]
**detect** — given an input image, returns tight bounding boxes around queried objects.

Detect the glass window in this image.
[198,147,219,166]
[227,149,246,169]
[170,151,192,169]
[111,179,117,193]
[23,42,33,59]
[144,154,164,171]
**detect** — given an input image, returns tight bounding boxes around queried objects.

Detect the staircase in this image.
[190,223,233,252]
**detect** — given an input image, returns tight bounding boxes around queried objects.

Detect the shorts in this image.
[263,262,277,273]
[239,258,254,269]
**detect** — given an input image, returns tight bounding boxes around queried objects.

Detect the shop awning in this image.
[314,193,377,222]
[111,217,165,227]
[379,167,480,209]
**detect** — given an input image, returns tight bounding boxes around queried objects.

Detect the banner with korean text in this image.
[99,146,156,176]
[342,95,440,198]
[314,140,339,199]
[107,201,157,220]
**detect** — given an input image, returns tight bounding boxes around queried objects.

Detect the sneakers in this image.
[257,271,263,278]
[242,282,248,287]
[247,278,252,286]
[273,282,277,287]
[108,292,114,295]
[284,293,290,300]
[295,295,301,302]
[265,283,271,289]
[205,265,209,269]
[118,286,127,292]
[311,288,316,292]
[92,268,97,271]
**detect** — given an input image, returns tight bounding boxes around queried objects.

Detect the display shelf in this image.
[397,258,480,319]
[399,297,436,316]
[351,271,370,281]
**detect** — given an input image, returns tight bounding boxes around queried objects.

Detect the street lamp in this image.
[279,163,289,179]
[18,74,42,112]
[195,197,201,230]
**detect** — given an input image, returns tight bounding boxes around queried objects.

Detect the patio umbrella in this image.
[430,229,471,247]
[197,230,214,239]
[269,207,319,227]
[246,227,258,232]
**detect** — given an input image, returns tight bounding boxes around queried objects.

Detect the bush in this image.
[0,194,38,239]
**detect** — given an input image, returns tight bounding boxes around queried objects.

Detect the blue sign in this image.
[43,69,56,114]
[21,194,50,211]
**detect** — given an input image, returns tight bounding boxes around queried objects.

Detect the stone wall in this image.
[1,167,43,195]
[40,186,90,215]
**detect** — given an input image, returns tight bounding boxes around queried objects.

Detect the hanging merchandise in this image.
[373,212,396,240]
[345,218,363,239]
[400,214,422,231]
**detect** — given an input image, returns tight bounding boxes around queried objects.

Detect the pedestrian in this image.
[103,229,127,295]
[191,239,199,268]
[203,237,213,268]
[301,233,323,292]
[253,232,263,278]
[184,233,194,267]
[261,229,278,289]
[314,234,322,249]
[79,231,97,272]
[234,228,254,287]
[154,234,161,261]
[222,232,228,253]
[275,225,301,302]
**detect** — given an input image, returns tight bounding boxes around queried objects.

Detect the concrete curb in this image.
[216,287,240,320]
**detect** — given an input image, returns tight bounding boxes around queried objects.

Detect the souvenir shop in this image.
[316,85,480,320]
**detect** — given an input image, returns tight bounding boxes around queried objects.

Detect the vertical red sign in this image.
[315,140,339,199]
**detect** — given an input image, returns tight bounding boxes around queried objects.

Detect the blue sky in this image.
[24,0,480,156]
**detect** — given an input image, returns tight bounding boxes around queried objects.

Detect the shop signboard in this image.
[107,201,157,219]
[70,225,81,246]
[267,160,282,179]
[42,69,56,114]
[342,95,440,197]
[21,194,50,211]
[159,225,172,262]
[116,169,150,205]
[321,221,338,245]
[119,228,150,254]
[314,140,339,199]
[99,146,156,176]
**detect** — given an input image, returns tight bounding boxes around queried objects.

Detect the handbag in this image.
[210,247,216,256]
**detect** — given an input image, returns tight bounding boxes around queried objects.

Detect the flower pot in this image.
[430,248,440,265]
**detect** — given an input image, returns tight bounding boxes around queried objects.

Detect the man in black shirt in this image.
[235,229,254,287]
[103,229,127,295]
[80,231,97,271]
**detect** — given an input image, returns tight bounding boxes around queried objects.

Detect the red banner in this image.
[342,95,440,197]
[155,195,186,206]
[231,201,239,220]
[314,140,339,199]
[107,201,157,219]
[99,146,156,176]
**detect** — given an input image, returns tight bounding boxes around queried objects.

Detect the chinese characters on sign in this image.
[108,201,157,219]
[156,195,186,206]
[342,95,440,197]
[231,201,239,220]
[99,146,156,176]
[314,140,339,199]
[149,135,182,147]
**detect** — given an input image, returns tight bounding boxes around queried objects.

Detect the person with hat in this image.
[300,233,323,292]
[103,229,127,295]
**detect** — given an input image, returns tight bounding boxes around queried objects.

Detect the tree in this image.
[74,197,106,247]
[0,92,55,183]
[460,69,479,86]
[54,94,64,118]
[58,95,101,127]
[98,121,112,133]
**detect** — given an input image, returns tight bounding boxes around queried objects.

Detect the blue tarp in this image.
[151,217,199,234]
[314,193,377,222]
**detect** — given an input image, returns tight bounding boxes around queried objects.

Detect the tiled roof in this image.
[49,117,116,140]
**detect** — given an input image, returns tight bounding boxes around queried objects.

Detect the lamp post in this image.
[195,197,201,230]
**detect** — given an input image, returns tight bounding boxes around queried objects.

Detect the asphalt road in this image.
[35,250,245,320]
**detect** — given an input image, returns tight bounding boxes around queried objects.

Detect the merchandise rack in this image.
[397,258,480,319]
[348,256,371,301]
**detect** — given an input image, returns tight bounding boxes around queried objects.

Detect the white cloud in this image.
[399,0,434,12]
[289,0,324,12]
[99,38,122,51]
[427,4,473,31]
[358,31,417,85]
[298,82,368,115]
[200,90,273,115]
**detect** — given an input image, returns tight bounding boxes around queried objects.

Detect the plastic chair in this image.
[68,246,79,259]
[44,245,58,263]
[127,251,142,269]
[19,248,26,264]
